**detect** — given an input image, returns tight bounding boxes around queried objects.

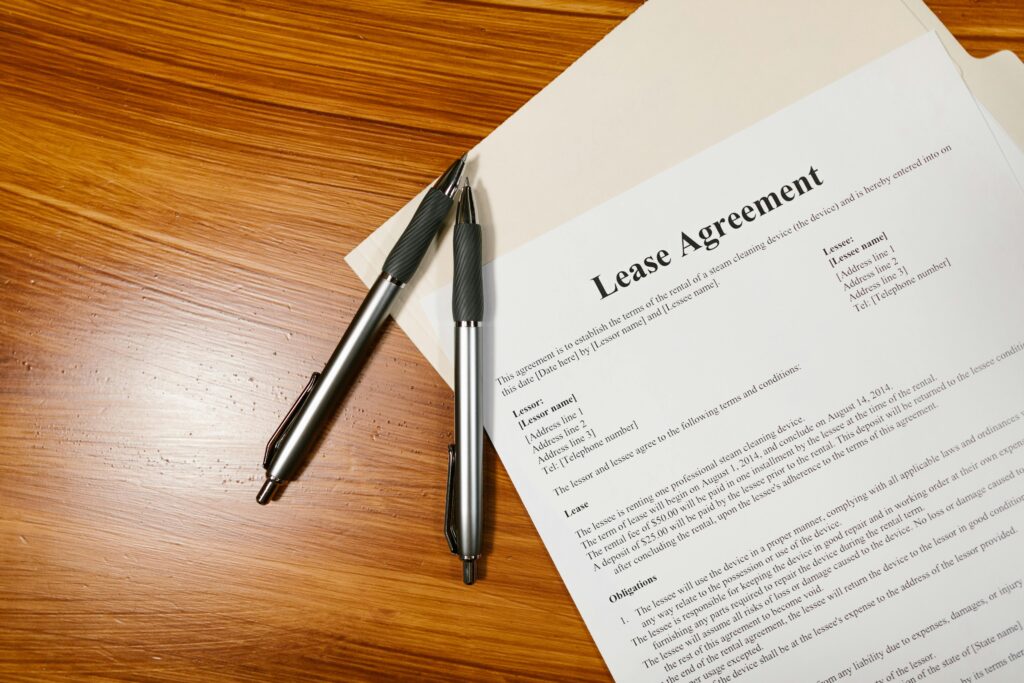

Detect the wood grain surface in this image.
[1,2,1022,681]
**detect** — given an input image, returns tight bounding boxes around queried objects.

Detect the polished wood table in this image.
[2,2,1022,680]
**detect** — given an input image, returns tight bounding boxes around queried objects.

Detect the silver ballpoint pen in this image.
[258,154,466,505]
[445,182,484,584]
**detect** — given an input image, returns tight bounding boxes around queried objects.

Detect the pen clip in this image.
[264,371,321,469]
[444,444,459,555]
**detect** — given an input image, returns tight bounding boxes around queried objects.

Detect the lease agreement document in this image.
[426,34,1024,682]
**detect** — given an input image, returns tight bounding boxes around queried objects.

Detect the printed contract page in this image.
[424,34,1024,683]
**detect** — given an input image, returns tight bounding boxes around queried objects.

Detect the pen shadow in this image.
[469,165,495,267]
[478,432,499,580]
[474,170,500,580]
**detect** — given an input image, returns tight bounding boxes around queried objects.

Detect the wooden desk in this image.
[2,2,1022,680]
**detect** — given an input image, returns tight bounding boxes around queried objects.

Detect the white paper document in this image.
[424,34,1024,682]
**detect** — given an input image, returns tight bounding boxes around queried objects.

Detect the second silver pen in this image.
[446,182,484,584]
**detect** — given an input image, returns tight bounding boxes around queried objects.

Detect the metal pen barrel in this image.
[259,272,402,501]
[259,154,465,505]
[455,322,482,564]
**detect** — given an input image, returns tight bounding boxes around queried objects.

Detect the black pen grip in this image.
[452,221,483,322]
[382,187,454,284]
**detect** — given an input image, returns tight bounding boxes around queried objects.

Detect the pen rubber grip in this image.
[452,221,483,322]
[382,187,453,284]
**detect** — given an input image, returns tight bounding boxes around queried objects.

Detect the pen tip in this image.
[256,479,279,505]
[462,559,476,585]
[435,153,468,199]
[456,183,477,225]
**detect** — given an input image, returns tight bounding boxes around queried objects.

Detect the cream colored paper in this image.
[344,0,1024,386]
